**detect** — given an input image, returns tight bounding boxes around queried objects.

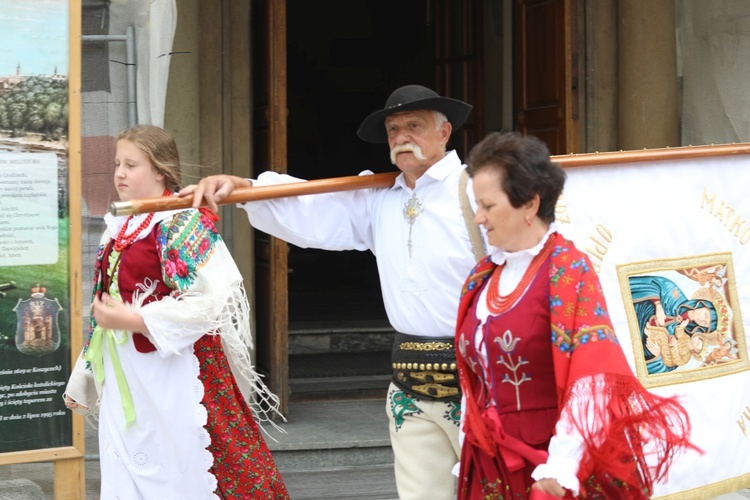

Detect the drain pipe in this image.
[81,25,137,127]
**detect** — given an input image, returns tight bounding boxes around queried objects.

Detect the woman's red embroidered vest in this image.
[458,261,559,446]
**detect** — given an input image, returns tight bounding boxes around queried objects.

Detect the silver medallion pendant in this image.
[403,192,423,260]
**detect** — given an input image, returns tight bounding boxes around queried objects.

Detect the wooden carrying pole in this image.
[110,171,400,216]
[111,142,750,216]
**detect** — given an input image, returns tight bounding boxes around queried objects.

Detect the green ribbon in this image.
[84,325,136,426]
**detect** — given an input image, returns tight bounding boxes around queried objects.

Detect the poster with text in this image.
[0,0,72,453]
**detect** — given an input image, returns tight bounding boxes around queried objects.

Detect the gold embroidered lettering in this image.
[701,187,748,245]
[584,224,612,275]
[711,199,726,222]
[596,224,613,242]
[727,213,748,236]
[700,187,716,209]
[739,404,750,437]
[555,195,571,224]
[723,206,736,226]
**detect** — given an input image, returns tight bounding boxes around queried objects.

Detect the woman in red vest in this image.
[454,132,696,499]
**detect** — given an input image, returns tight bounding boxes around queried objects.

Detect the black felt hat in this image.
[357,85,473,144]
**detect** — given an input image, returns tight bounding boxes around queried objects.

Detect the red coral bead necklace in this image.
[113,189,171,252]
[486,234,556,314]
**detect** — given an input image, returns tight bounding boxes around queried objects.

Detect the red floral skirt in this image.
[195,335,289,499]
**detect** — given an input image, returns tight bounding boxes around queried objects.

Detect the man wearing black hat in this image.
[182,84,484,499]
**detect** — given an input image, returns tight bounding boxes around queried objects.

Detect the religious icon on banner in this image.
[618,252,748,388]
[12,284,63,356]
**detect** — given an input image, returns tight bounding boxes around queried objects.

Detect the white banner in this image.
[557,151,750,498]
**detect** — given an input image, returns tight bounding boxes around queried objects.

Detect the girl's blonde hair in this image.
[118,125,183,192]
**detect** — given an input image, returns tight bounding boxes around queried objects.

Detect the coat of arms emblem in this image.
[13,284,62,356]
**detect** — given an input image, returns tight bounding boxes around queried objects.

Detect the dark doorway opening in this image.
[283,0,438,399]
[252,0,484,401]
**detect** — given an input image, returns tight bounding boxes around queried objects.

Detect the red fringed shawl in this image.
[455,233,699,498]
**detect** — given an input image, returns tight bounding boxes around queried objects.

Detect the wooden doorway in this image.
[250,0,486,410]
[247,0,576,411]
[514,0,579,154]
[251,0,290,412]
[433,0,484,155]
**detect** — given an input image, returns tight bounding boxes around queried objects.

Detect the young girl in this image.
[64,125,289,499]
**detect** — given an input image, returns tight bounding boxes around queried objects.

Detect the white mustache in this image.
[390,143,426,164]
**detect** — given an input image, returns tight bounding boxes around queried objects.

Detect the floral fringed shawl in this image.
[456,232,698,498]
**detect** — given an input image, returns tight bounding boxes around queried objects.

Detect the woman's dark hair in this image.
[466,132,566,224]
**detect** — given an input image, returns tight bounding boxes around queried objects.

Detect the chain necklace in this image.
[403,191,423,260]
[486,235,556,314]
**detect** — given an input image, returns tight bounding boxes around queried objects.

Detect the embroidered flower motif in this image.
[158,211,221,290]
[199,237,210,255]
[594,302,608,317]
[459,334,479,374]
[571,257,589,272]
[445,401,461,426]
[552,245,569,257]
[599,328,618,343]
[199,212,219,230]
[552,323,574,354]
[559,344,573,353]
[495,329,521,353]
[165,256,189,278]
[550,265,565,286]
[494,329,530,410]
[461,267,491,296]
[390,390,421,429]
[549,264,558,275]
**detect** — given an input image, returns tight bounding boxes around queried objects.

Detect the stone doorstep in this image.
[272,445,394,472]
[266,398,392,472]
[281,464,398,500]
[289,374,391,394]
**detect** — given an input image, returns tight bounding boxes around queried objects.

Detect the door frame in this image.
[198,0,290,413]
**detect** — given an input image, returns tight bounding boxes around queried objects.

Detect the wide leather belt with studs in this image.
[391,332,460,402]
